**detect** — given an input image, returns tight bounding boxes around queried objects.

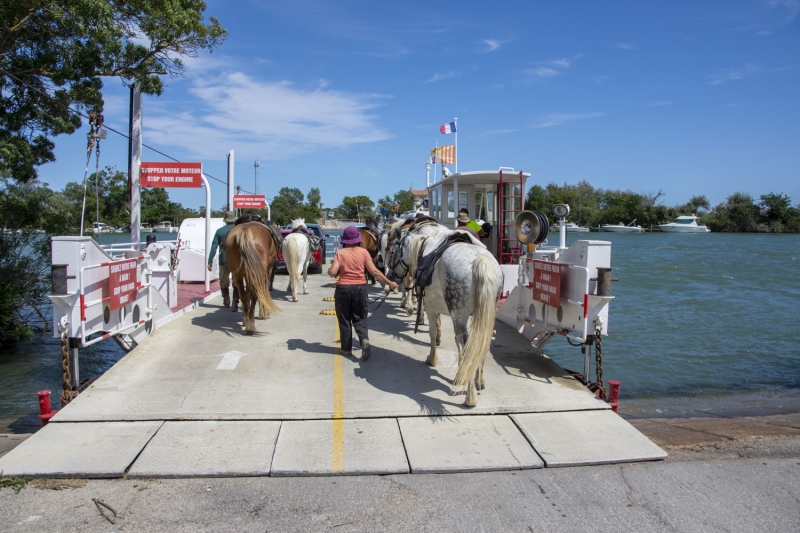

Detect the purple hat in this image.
[341,226,362,244]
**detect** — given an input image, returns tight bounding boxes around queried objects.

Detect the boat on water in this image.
[549,221,590,233]
[659,215,710,233]
[153,221,178,233]
[91,222,113,234]
[601,220,644,233]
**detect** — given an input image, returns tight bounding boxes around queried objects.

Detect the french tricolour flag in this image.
[440,121,457,134]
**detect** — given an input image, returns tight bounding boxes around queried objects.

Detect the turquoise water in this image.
[1,231,798,424]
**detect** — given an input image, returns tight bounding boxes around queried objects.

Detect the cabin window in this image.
[447,191,454,219]
[459,191,469,215]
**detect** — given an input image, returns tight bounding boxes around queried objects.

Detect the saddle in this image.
[266,224,284,251]
[414,232,474,289]
[291,226,321,252]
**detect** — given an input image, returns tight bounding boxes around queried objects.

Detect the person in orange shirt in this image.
[327,226,397,360]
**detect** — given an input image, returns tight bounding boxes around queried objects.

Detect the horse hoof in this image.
[245,330,254,336]
[406,309,413,316]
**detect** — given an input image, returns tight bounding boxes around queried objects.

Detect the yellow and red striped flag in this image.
[439,145,455,164]
[431,146,455,165]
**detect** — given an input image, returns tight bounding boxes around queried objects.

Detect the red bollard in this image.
[607,380,621,413]
[37,390,58,426]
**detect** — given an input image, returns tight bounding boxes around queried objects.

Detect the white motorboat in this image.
[659,215,710,233]
[601,220,644,233]
[549,222,590,233]
[91,222,112,234]
[153,221,178,233]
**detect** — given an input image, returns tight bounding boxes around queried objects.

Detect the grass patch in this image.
[0,477,28,493]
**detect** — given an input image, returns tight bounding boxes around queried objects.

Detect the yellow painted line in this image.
[332,313,345,473]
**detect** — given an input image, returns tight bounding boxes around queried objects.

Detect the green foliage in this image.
[269,187,322,226]
[338,196,375,220]
[0,178,70,343]
[376,190,415,215]
[0,477,28,493]
[1,1,227,182]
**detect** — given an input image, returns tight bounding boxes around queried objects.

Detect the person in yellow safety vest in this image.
[458,208,485,238]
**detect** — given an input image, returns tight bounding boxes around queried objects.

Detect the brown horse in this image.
[225,222,280,334]
[357,228,381,285]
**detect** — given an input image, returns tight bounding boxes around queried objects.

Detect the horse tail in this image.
[285,235,301,292]
[237,226,280,316]
[454,254,499,389]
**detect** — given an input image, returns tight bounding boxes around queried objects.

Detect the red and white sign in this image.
[108,259,138,310]
[532,260,564,308]
[233,194,267,208]
[140,162,203,188]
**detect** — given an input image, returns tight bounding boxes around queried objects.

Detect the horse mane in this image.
[290,218,306,229]
[389,218,410,240]
[407,234,427,279]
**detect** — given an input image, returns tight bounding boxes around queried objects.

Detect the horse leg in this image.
[475,360,485,391]
[417,297,425,326]
[240,287,253,334]
[424,308,438,367]
[302,258,309,294]
[450,316,469,397]
[435,313,441,346]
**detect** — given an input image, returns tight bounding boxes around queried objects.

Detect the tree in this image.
[306,187,322,209]
[393,190,416,214]
[1,1,227,182]
[0,177,72,343]
[339,196,374,220]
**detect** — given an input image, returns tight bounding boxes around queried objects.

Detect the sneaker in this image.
[361,340,371,361]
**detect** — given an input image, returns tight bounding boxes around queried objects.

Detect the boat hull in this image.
[659,225,710,233]
[602,225,644,233]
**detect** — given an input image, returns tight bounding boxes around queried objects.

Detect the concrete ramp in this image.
[0,421,161,478]
[512,410,668,467]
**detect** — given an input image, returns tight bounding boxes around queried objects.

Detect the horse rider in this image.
[327,226,397,361]
[208,210,238,309]
[456,209,482,240]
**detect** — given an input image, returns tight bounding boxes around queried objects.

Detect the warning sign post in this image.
[140,162,202,188]
[108,259,138,310]
[233,194,267,209]
[532,260,564,308]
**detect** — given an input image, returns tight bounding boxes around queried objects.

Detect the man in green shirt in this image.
[207,210,237,308]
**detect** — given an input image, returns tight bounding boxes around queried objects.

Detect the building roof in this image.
[409,189,428,197]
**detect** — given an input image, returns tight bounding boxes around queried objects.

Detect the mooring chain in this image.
[60,331,77,407]
[587,325,607,401]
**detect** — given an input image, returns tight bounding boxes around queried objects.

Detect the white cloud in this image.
[482,39,501,52]
[425,71,458,83]
[616,42,637,50]
[144,72,392,160]
[533,112,604,129]
[708,63,760,84]
[521,67,561,83]
[765,0,800,21]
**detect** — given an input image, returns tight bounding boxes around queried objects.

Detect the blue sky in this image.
[37,0,799,212]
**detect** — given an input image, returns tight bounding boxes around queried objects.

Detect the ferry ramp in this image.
[0,274,664,478]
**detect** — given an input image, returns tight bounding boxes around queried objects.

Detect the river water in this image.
[1,231,798,428]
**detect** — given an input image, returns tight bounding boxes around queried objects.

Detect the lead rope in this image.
[60,331,78,407]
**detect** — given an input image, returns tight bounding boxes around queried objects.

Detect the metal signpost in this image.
[140,162,211,292]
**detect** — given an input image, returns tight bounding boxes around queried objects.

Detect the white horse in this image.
[387,222,503,407]
[282,218,311,302]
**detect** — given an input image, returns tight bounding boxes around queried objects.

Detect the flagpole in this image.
[435,138,439,182]
[454,117,458,173]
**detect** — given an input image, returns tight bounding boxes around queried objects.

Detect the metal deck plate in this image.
[398,415,543,473]
[55,274,605,422]
[271,418,409,476]
[511,410,668,467]
[0,421,161,478]
[128,421,281,478]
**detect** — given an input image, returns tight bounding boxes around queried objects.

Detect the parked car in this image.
[276,223,327,274]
